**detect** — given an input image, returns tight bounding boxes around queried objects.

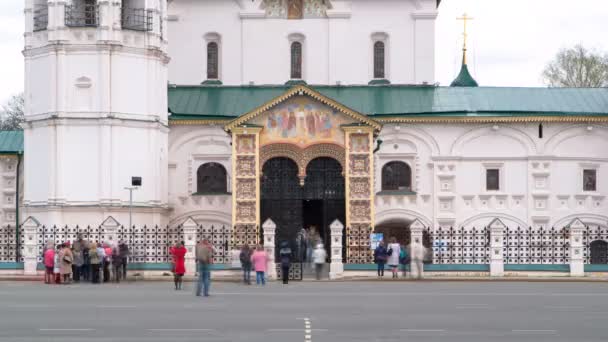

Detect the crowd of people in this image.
[42,238,130,285]
[373,237,428,279]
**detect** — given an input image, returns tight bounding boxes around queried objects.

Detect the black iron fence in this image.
[0,225,19,262]
[196,224,231,264]
[425,226,490,264]
[504,227,570,264]
[583,226,608,264]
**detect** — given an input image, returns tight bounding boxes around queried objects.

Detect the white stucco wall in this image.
[167,0,437,86]
[374,122,608,230]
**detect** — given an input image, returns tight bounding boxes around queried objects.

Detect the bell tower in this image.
[23,0,169,226]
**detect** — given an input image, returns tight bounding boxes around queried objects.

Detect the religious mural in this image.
[252,97,352,147]
[263,0,329,18]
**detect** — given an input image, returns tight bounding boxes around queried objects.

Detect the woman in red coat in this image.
[170,242,187,290]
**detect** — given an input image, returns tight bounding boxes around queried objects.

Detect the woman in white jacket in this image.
[386,237,401,279]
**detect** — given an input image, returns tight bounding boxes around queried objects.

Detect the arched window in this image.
[196,163,227,194]
[290,41,302,79]
[207,42,219,80]
[373,41,385,79]
[381,161,412,191]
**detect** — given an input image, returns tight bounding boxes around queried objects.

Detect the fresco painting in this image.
[253,97,352,147]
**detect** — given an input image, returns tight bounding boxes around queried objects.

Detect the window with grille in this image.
[381,161,412,191]
[197,163,227,194]
[374,41,385,79]
[65,0,98,27]
[33,2,49,31]
[583,169,597,191]
[290,42,302,79]
[486,169,500,191]
[207,42,219,80]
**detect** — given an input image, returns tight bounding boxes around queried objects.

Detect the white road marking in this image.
[96,305,136,309]
[214,292,608,297]
[39,329,95,332]
[147,329,214,332]
[511,329,557,334]
[400,329,446,332]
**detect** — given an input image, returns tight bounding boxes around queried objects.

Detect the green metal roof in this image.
[0,131,23,154]
[450,64,478,87]
[168,85,608,119]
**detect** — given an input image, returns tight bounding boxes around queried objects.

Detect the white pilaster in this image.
[262,218,277,280]
[489,218,506,277]
[329,219,344,280]
[100,216,120,246]
[568,218,585,277]
[182,217,198,275]
[22,217,41,275]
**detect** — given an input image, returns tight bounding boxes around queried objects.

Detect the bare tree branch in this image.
[542,45,608,87]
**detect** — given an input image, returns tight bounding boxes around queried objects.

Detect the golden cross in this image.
[456,13,474,63]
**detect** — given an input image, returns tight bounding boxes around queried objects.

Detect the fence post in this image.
[329,219,344,280]
[489,218,506,277]
[262,218,277,280]
[410,219,425,278]
[181,218,198,276]
[568,218,585,277]
[100,216,120,246]
[21,217,40,275]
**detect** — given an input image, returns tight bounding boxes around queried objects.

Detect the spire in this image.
[450,13,478,87]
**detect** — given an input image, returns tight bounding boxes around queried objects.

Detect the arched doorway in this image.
[590,240,608,264]
[303,157,346,251]
[260,156,345,265]
[260,157,302,256]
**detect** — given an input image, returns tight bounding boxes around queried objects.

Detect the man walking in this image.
[118,240,129,280]
[195,239,213,297]
[312,244,327,280]
[279,241,292,284]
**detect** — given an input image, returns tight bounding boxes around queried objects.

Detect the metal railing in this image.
[33,6,49,32]
[504,226,570,264]
[425,226,490,264]
[65,3,99,27]
[0,225,19,262]
[121,8,154,32]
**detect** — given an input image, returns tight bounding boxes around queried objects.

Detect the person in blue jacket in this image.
[373,241,388,277]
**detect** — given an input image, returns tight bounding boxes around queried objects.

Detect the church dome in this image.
[450,63,478,87]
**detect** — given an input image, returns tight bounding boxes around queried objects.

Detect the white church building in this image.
[4,0,607,276]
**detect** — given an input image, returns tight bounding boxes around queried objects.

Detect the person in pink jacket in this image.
[250,245,268,286]
[43,245,55,284]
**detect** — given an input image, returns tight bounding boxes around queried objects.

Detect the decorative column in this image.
[568,218,585,277]
[262,218,277,280]
[22,217,40,275]
[343,126,375,264]
[182,217,198,276]
[488,218,506,277]
[329,219,344,279]
[100,216,120,246]
[231,126,263,250]
[410,219,425,278]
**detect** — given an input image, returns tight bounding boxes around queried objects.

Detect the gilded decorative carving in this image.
[349,178,370,198]
[349,155,370,176]
[260,143,345,177]
[350,200,371,222]
[236,179,256,199]
[236,156,256,177]
[236,202,256,222]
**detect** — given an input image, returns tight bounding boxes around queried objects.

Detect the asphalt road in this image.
[1,280,607,342]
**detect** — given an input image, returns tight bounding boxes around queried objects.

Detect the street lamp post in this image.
[124,186,138,230]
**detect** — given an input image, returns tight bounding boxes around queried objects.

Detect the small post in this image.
[488,218,506,277]
[262,218,277,280]
[409,219,425,279]
[329,219,344,279]
[181,217,198,276]
[21,216,40,275]
[568,218,585,277]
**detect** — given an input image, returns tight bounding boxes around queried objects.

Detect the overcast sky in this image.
[1,0,607,104]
